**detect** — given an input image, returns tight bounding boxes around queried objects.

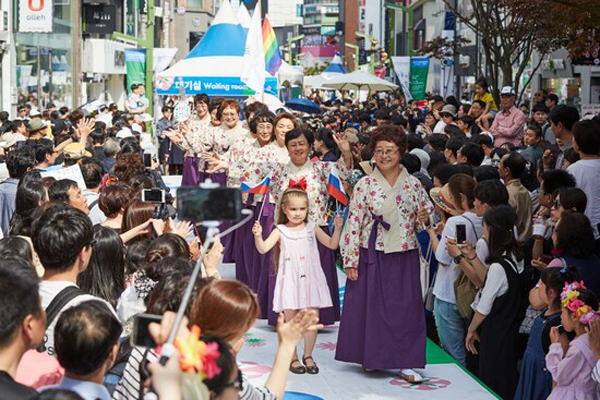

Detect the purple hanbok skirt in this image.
[181,156,227,187]
[335,219,426,369]
[181,156,232,259]
[235,195,276,319]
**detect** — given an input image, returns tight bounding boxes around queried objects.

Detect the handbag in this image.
[425,268,437,312]
[419,240,433,301]
[454,269,477,319]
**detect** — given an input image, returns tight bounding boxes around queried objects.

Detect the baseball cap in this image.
[64,143,92,160]
[29,108,41,117]
[500,86,516,96]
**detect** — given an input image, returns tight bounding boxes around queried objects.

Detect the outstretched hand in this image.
[276,309,323,347]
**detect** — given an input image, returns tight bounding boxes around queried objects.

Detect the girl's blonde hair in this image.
[272,187,310,273]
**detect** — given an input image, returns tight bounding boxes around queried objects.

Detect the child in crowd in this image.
[253,187,342,375]
[515,263,579,400]
[546,281,599,400]
[473,79,498,128]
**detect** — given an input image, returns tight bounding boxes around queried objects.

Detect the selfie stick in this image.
[159,179,253,365]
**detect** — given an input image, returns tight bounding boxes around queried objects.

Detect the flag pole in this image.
[257,192,268,221]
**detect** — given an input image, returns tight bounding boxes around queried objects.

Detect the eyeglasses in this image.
[374,148,399,157]
[552,200,561,209]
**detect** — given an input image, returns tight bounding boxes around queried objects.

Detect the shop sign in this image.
[83,5,116,34]
[19,0,53,33]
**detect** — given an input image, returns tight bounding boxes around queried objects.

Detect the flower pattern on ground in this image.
[316,342,337,350]
[238,361,272,380]
[389,377,452,390]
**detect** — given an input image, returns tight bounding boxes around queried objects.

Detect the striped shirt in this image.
[112,347,157,400]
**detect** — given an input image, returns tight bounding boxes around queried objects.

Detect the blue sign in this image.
[156,76,278,97]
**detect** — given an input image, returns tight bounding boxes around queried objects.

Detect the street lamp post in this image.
[344,42,359,71]
[355,31,378,74]
[384,1,414,57]
[287,34,305,66]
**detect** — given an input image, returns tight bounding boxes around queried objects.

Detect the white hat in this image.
[500,86,516,96]
[29,108,41,117]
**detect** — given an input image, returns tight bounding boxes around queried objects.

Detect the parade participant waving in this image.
[335,125,433,383]
[253,187,342,374]
[166,94,213,186]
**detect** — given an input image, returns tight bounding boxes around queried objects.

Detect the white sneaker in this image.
[399,368,424,383]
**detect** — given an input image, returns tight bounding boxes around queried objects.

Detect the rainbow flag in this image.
[262,16,282,76]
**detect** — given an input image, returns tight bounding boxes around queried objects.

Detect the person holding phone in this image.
[420,173,483,367]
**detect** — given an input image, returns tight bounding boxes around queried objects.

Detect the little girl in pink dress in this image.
[253,187,342,375]
[546,281,599,400]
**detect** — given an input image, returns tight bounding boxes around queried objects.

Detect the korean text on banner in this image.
[19,0,53,33]
[125,49,146,94]
[409,57,430,101]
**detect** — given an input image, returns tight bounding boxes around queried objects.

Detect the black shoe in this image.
[303,356,319,375]
[290,359,306,374]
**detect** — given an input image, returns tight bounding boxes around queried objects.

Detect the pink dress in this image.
[273,223,333,313]
[546,333,597,400]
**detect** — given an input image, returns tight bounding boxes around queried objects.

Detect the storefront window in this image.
[543,78,582,108]
[16,0,73,108]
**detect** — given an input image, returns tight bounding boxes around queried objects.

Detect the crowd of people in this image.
[0,78,599,400]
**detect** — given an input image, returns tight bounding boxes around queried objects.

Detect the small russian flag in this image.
[327,166,349,206]
[240,172,272,195]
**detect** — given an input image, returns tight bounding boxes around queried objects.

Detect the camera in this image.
[177,187,242,223]
[141,189,166,204]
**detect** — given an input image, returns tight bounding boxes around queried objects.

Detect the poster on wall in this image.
[19,0,53,33]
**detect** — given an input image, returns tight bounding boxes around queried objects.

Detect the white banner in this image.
[19,0,53,33]
[391,56,412,101]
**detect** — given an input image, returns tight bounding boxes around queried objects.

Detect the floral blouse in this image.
[230,141,290,205]
[209,122,248,155]
[240,157,350,226]
[341,167,433,269]
[177,115,213,158]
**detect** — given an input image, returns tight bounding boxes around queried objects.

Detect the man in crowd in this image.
[499,152,532,243]
[32,203,112,356]
[80,159,106,225]
[42,301,121,400]
[490,86,526,147]
[0,256,46,399]
[548,105,580,171]
[0,146,35,235]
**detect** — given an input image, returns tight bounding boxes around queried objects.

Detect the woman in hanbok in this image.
[335,125,433,383]
[178,94,210,186]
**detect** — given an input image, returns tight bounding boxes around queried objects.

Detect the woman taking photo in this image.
[420,173,483,367]
[464,205,525,400]
[336,125,433,383]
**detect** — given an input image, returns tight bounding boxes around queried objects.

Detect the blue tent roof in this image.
[184,0,246,59]
[324,53,346,74]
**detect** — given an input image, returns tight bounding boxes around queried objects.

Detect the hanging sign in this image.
[19,0,53,33]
